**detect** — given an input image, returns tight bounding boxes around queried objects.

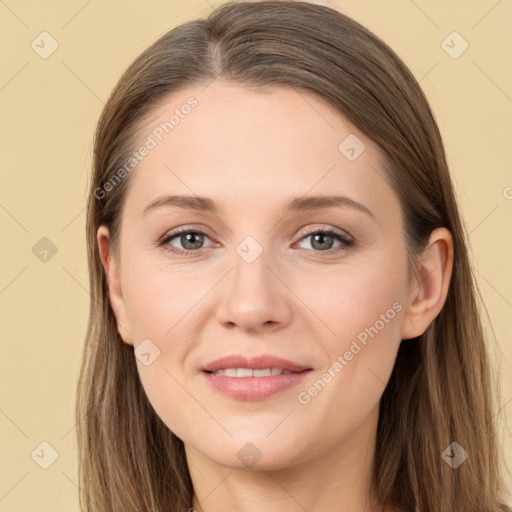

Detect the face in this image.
[99,80,419,470]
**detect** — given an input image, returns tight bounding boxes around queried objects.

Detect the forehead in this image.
[124,80,397,219]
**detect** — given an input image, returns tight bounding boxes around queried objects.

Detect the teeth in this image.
[253,368,273,377]
[211,367,294,377]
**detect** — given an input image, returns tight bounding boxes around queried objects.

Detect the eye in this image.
[159,227,216,256]
[159,226,354,257]
[295,228,354,253]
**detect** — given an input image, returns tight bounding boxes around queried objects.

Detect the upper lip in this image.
[202,354,312,373]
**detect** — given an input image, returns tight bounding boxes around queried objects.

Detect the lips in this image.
[201,354,312,374]
[201,354,313,400]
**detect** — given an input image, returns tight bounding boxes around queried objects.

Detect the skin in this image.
[97,80,453,512]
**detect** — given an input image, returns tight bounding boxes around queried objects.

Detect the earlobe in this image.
[97,225,134,346]
[117,321,133,346]
[401,227,454,340]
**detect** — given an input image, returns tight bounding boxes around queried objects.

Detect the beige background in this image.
[0,0,510,509]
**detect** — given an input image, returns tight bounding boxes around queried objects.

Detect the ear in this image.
[401,227,454,340]
[97,225,133,346]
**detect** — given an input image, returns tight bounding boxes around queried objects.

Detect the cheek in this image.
[120,262,207,438]
[122,256,206,341]
[295,254,407,415]
[297,257,406,350]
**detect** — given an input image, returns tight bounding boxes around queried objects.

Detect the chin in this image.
[189,430,312,471]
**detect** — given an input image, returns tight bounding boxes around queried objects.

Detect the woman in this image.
[76,1,511,511]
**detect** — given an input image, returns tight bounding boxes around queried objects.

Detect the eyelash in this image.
[158,226,354,257]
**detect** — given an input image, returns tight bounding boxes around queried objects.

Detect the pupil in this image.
[313,234,332,250]
[183,232,203,249]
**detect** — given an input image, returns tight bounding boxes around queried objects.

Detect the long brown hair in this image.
[76,1,511,510]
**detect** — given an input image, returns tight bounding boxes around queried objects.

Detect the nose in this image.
[215,246,293,333]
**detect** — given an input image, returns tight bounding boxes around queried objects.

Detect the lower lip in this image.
[201,370,312,401]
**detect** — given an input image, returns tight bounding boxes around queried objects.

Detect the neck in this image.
[186,404,388,512]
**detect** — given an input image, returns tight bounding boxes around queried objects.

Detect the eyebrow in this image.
[143,194,376,219]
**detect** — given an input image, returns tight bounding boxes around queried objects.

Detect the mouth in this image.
[201,354,312,374]
[204,367,303,377]
[200,354,313,400]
